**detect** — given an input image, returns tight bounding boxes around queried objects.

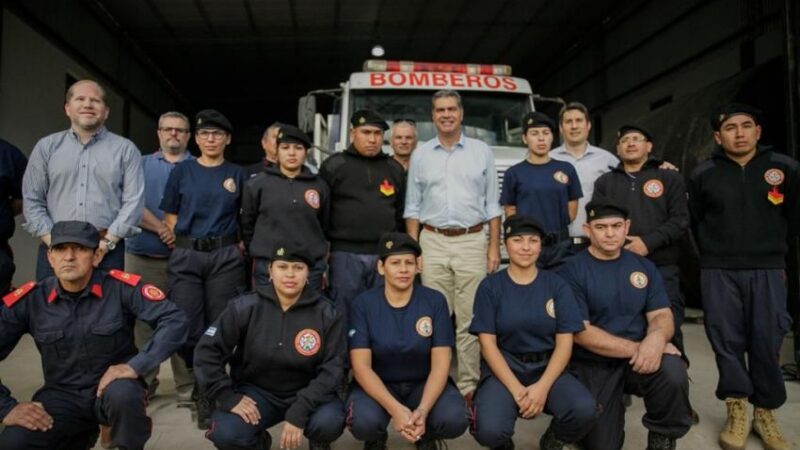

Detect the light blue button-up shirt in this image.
[404,134,502,228]
[22,127,144,239]
[550,143,618,236]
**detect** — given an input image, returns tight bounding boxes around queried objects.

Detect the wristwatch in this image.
[102,238,117,251]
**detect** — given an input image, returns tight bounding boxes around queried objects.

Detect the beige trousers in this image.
[419,228,486,394]
[125,252,194,401]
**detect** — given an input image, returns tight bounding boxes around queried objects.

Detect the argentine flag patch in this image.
[205,326,217,337]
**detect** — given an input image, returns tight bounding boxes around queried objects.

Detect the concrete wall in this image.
[531,0,786,151]
[0,8,174,284]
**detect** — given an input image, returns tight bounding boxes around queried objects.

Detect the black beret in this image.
[378,232,421,259]
[617,124,653,143]
[195,109,233,133]
[710,103,761,131]
[585,197,629,222]
[50,221,100,249]
[503,215,546,240]
[350,110,389,130]
[271,246,312,266]
[521,111,556,134]
[277,125,312,149]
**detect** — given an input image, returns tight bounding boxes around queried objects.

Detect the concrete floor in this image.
[1,310,798,449]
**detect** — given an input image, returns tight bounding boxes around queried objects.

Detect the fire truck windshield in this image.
[351,90,532,147]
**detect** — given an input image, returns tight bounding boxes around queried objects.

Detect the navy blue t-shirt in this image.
[500,159,582,233]
[348,285,454,383]
[556,249,670,362]
[160,160,245,238]
[470,269,584,355]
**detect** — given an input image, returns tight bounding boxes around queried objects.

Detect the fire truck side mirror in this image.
[298,95,317,133]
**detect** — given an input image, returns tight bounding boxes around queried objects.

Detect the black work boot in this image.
[196,394,212,430]
[363,434,388,450]
[646,431,677,450]
[256,431,272,450]
[490,440,515,450]
[539,425,568,450]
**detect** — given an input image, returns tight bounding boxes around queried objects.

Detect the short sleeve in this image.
[159,164,183,214]
[566,164,583,200]
[551,273,585,333]
[430,291,455,347]
[347,294,372,349]
[644,264,670,313]
[499,165,517,206]
[469,278,497,335]
[555,262,590,323]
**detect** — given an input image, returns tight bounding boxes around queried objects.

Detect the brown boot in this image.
[719,398,749,450]
[753,407,791,450]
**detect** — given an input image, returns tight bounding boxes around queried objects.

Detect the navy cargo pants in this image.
[701,268,793,408]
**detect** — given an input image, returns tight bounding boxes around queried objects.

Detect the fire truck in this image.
[297,60,562,183]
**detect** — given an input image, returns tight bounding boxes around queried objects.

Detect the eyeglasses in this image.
[619,135,648,144]
[159,127,190,134]
[197,129,227,139]
[394,118,416,126]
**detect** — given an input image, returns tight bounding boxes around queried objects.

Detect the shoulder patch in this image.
[3,281,36,308]
[108,269,142,286]
[141,284,166,302]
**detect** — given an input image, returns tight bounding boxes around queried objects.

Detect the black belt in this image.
[174,234,238,252]
[511,351,551,364]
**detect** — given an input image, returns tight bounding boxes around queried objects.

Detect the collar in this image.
[47,271,104,304]
[69,126,107,145]
[157,149,192,163]
[433,133,466,151]
[553,143,598,159]
[611,158,663,174]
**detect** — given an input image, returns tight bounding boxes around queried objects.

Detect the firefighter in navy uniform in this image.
[241,125,330,291]
[0,221,187,450]
[319,110,406,322]
[194,246,346,450]
[469,215,595,450]
[557,199,691,450]
[688,104,799,450]
[593,125,690,363]
[347,232,468,450]
[160,109,247,429]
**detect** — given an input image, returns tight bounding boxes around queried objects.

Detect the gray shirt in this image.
[23,127,144,239]
[551,143,618,236]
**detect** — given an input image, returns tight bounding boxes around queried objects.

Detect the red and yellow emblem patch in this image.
[304,189,320,209]
[379,179,396,196]
[141,284,166,302]
[109,270,141,286]
[768,187,784,205]
[415,316,433,337]
[643,179,664,198]
[294,329,322,356]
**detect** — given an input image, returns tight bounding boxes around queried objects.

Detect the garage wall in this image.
[0,5,182,285]
[531,0,785,149]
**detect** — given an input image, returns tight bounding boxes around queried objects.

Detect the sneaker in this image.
[753,407,791,450]
[196,395,212,430]
[719,398,749,450]
[539,426,567,450]
[646,431,676,450]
